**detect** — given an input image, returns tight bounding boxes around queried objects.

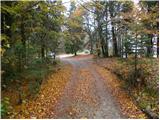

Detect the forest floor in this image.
[49,54,146,119]
[95,56,159,118]
[4,55,147,119]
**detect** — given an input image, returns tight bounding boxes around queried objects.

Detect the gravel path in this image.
[50,55,125,119]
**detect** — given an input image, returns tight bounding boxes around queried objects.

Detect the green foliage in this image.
[1,97,10,118]
[65,38,83,54]
[1,0,65,81]
[64,4,86,55]
[29,80,41,96]
[1,1,66,114]
[1,0,159,118]
[24,58,59,97]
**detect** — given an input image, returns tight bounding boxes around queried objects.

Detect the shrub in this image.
[1,97,10,118]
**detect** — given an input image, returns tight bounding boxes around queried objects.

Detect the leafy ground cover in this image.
[94,56,159,118]
[1,63,72,119]
[1,55,158,119]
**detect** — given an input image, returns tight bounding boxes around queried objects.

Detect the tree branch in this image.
[77,1,96,14]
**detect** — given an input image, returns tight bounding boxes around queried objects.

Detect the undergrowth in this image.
[95,57,159,118]
[1,58,61,118]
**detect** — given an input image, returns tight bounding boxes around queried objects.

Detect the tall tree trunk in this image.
[157,35,159,58]
[74,52,77,56]
[121,36,124,58]
[40,33,46,60]
[95,6,106,57]
[101,45,105,57]
[105,3,108,57]
[134,32,138,86]
[90,36,93,54]
[99,24,106,57]
[45,48,48,58]
[1,13,5,34]
[146,34,153,57]
[157,22,159,58]
[86,15,93,54]
[88,34,93,54]
[109,2,118,57]
[21,15,26,68]
[41,44,45,59]
[111,25,118,56]
[125,51,128,58]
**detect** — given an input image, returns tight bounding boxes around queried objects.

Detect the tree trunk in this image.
[95,7,106,57]
[157,35,159,58]
[90,37,93,54]
[41,45,45,59]
[134,33,138,86]
[104,26,108,57]
[111,25,118,56]
[74,52,77,56]
[99,24,106,57]
[88,34,93,54]
[1,13,5,34]
[104,2,108,57]
[40,33,46,60]
[101,45,105,57]
[125,52,128,58]
[146,34,153,57]
[121,34,124,58]
[21,15,26,68]
[109,2,118,57]
[157,22,159,58]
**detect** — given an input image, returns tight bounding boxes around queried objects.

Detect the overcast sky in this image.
[62,0,140,11]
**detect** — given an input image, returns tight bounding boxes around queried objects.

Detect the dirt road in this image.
[50,55,125,119]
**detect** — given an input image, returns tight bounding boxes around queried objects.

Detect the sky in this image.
[133,0,139,4]
[62,0,140,12]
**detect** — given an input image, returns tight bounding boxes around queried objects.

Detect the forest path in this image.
[49,55,125,119]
